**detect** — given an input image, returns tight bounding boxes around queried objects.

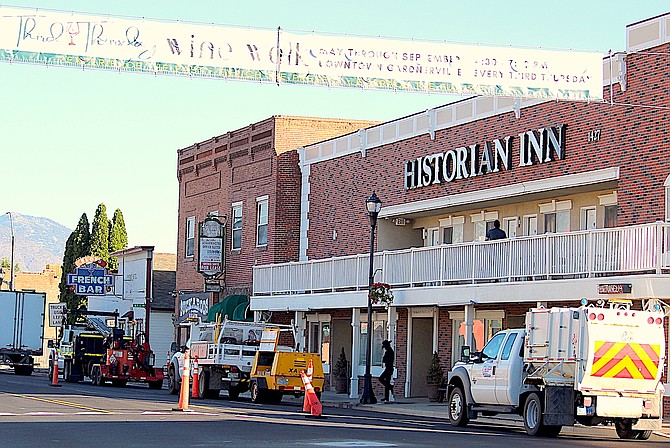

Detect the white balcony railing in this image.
[253,222,670,295]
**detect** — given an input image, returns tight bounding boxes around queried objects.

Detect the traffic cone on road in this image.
[49,359,61,388]
[306,358,314,383]
[300,371,323,418]
[172,349,191,411]
[191,356,200,399]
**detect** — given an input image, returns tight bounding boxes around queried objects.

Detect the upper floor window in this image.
[232,203,242,250]
[471,211,499,241]
[185,216,195,257]
[256,196,268,247]
[598,191,618,228]
[439,216,464,244]
[539,200,572,233]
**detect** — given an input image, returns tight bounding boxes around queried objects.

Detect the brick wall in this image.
[304,44,670,261]
[176,116,379,302]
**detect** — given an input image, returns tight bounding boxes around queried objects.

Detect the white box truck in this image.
[447,300,666,440]
[0,291,46,375]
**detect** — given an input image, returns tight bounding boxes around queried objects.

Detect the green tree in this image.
[90,203,110,266]
[0,258,9,268]
[59,213,91,317]
[108,208,128,270]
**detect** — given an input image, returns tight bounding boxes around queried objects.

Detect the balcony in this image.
[253,222,670,297]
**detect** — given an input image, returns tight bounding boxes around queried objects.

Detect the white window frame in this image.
[471,211,498,241]
[231,202,243,250]
[185,216,195,258]
[426,227,439,246]
[256,196,269,247]
[664,177,670,221]
[580,206,597,230]
[523,214,538,236]
[439,216,464,244]
[539,200,572,233]
[502,217,518,238]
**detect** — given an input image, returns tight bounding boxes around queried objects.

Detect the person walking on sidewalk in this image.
[379,340,394,402]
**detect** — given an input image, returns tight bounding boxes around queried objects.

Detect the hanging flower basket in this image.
[369,282,393,307]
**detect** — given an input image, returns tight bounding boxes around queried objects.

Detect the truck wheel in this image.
[250,381,265,403]
[168,366,180,395]
[64,362,72,382]
[523,392,560,437]
[615,419,650,440]
[91,366,101,386]
[228,386,240,400]
[448,386,469,427]
[636,431,652,440]
[198,371,219,398]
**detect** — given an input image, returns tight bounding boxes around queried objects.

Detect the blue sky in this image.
[0,1,667,256]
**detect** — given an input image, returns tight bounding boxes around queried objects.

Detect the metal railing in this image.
[253,222,670,295]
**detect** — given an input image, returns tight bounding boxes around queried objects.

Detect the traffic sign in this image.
[49,303,67,327]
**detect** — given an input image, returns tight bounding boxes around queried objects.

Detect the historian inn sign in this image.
[404,124,566,190]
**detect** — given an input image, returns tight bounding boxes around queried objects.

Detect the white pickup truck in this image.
[168,319,293,399]
[447,300,666,439]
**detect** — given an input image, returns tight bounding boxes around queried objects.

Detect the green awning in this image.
[232,301,252,321]
[206,295,248,322]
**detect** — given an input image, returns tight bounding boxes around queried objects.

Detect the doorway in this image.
[409,317,433,397]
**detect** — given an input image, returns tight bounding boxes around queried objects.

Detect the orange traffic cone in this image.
[306,358,314,383]
[191,356,200,399]
[172,349,191,411]
[300,371,324,418]
[49,358,61,387]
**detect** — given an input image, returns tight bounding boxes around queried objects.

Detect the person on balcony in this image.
[379,340,395,403]
[485,220,507,241]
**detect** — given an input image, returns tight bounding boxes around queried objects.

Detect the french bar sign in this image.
[66,266,114,295]
[597,284,632,294]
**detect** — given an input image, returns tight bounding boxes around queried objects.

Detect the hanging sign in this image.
[198,217,225,277]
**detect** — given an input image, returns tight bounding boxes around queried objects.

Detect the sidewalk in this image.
[312,391,670,439]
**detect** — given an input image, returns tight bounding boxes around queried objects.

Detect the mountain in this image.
[0,213,71,272]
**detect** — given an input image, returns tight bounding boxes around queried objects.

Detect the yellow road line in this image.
[8,393,114,414]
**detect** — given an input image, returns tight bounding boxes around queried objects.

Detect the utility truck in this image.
[447,299,666,439]
[50,310,163,388]
[0,291,45,375]
[168,318,293,399]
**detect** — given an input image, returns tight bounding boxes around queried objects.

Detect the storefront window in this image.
[452,317,503,364]
[359,319,387,367]
[309,321,331,366]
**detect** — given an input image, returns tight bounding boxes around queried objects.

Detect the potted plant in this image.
[426,351,445,402]
[332,347,349,394]
[369,282,393,308]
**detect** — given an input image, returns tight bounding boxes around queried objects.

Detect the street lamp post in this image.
[360,191,382,405]
[3,212,14,291]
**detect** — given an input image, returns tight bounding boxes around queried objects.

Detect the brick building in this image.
[176,116,379,330]
[250,11,670,411]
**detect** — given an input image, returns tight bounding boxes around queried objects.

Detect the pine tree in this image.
[108,208,128,270]
[90,203,110,266]
[59,213,91,316]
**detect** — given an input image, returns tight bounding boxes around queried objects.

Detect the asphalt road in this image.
[0,369,667,447]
